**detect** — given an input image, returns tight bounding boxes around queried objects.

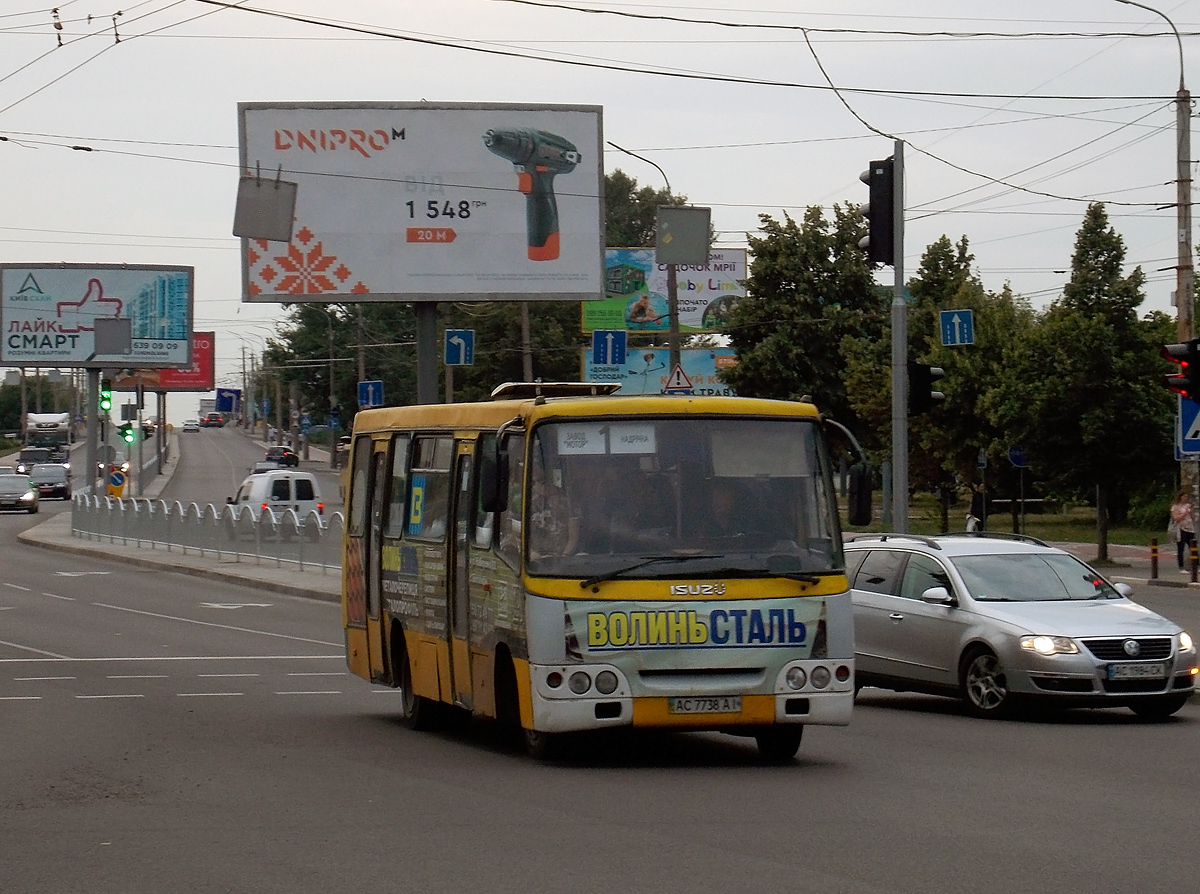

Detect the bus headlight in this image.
[785,667,807,690]
[568,671,591,694]
[810,666,832,689]
[595,670,618,694]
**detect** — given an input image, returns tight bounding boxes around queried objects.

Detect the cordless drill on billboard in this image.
[483,127,580,261]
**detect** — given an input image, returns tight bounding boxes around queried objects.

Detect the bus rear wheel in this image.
[392,630,434,731]
[754,726,803,763]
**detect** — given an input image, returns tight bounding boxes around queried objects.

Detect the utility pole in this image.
[890,140,908,533]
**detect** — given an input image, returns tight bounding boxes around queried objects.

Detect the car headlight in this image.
[1020,635,1079,656]
[1180,631,1194,652]
[21,491,35,501]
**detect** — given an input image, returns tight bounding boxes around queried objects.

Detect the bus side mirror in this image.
[846,463,873,527]
[479,445,509,513]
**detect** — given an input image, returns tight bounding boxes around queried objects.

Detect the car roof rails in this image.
[843,533,943,550]
[937,531,1049,547]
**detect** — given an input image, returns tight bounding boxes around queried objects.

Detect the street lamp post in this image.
[1116,0,1193,341]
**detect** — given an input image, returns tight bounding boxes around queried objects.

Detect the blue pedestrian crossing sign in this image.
[591,329,627,366]
[1179,397,1200,455]
[358,379,384,408]
[444,329,475,366]
[940,309,975,346]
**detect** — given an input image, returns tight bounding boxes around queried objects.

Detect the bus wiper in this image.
[580,555,721,589]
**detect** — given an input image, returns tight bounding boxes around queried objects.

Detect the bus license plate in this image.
[1107,662,1166,680]
[668,696,741,715]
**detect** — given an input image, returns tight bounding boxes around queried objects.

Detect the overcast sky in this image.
[2,0,1199,417]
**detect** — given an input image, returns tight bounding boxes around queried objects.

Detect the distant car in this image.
[29,463,71,500]
[202,412,225,427]
[0,474,38,513]
[15,447,51,474]
[265,446,299,467]
[182,419,200,433]
[845,533,1198,720]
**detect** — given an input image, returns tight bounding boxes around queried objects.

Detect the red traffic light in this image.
[1161,340,1200,398]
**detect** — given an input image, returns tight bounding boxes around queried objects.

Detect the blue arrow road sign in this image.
[261,398,270,416]
[444,329,475,366]
[591,329,627,366]
[1179,397,1200,454]
[358,379,384,408]
[940,309,975,346]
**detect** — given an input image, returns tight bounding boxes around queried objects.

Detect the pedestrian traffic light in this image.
[1161,339,1200,399]
[99,387,112,413]
[858,156,895,266]
[119,422,136,445]
[909,361,945,415]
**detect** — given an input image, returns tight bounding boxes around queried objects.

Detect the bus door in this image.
[365,447,390,682]
[446,442,475,709]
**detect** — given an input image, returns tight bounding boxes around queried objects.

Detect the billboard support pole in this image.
[416,303,438,405]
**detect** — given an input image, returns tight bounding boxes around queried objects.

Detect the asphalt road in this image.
[2,453,1198,893]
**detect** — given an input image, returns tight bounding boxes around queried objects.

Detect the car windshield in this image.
[31,466,66,482]
[523,416,843,579]
[0,476,32,494]
[951,552,1122,602]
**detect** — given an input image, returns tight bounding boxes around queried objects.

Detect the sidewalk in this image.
[16,426,340,603]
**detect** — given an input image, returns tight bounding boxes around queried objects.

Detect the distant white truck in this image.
[24,412,71,460]
[198,398,217,418]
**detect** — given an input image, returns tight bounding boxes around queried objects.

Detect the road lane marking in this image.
[200,603,273,609]
[286,672,346,677]
[42,592,75,601]
[0,696,41,701]
[275,690,342,695]
[198,673,260,678]
[0,639,75,659]
[76,694,144,699]
[55,572,112,577]
[177,692,244,697]
[92,603,340,646]
[3,583,31,592]
[107,674,169,679]
[14,676,75,681]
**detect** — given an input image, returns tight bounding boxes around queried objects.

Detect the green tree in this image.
[722,205,887,427]
[604,169,684,247]
[984,203,1175,559]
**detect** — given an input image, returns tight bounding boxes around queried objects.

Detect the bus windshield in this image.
[524,416,843,579]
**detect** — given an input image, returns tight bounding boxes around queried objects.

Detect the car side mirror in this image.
[1114,582,1133,598]
[920,586,955,605]
[846,462,873,527]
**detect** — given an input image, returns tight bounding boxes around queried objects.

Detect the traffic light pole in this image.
[890,140,908,533]
[85,369,99,496]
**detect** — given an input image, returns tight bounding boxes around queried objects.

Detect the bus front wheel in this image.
[523,728,559,761]
[392,629,435,731]
[754,726,803,763]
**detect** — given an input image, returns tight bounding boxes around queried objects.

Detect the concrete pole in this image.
[890,140,908,533]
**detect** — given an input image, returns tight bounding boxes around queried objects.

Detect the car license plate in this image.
[667,696,741,715]
[1107,662,1166,680]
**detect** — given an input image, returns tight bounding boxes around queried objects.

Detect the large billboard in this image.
[0,264,194,368]
[583,248,746,333]
[238,102,604,303]
[583,346,738,396]
[110,331,215,392]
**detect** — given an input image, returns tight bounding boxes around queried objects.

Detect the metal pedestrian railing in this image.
[70,495,344,574]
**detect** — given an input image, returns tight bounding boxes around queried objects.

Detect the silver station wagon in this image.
[845,533,1197,719]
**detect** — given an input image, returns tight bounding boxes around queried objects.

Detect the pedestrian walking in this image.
[1169,488,1196,572]
[966,485,985,532]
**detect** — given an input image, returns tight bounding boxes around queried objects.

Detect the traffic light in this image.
[909,361,945,415]
[1161,339,1200,399]
[858,156,895,266]
[99,386,112,413]
[119,422,136,445]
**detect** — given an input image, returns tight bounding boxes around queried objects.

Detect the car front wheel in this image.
[961,647,1014,718]
[1130,695,1188,721]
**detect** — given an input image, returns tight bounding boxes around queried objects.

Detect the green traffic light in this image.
[99,389,112,412]
[121,424,135,444]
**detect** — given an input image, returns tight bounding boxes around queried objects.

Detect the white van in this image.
[228,469,324,523]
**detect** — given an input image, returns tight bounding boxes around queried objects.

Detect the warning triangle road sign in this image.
[663,363,693,394]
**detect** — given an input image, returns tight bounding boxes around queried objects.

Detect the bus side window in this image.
[382,434,410,539]
[409,436,452,541]
[496,434,525,567]
[473,434,495,548]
